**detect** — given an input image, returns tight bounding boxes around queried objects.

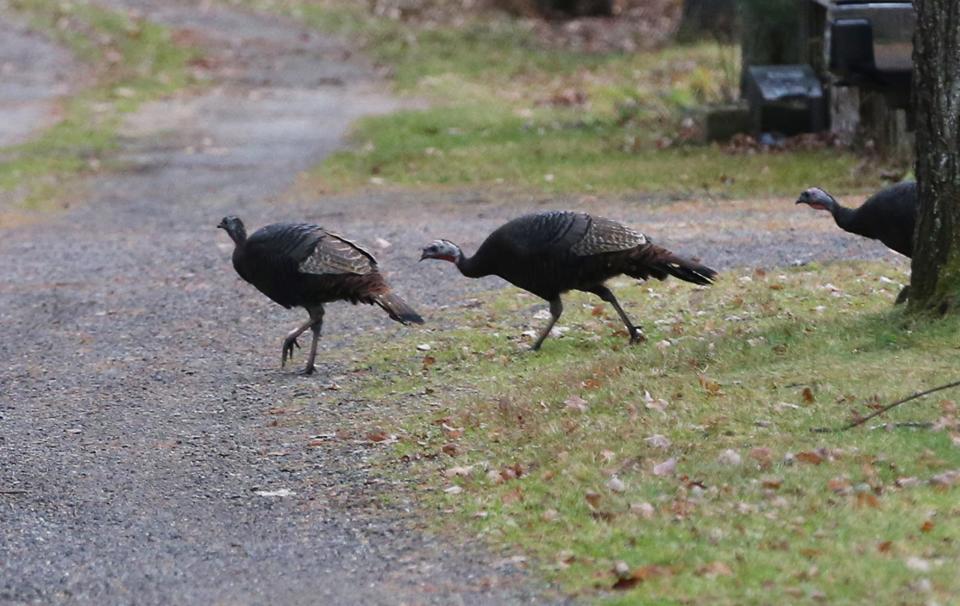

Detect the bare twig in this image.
[811,379,960,433]
[0,489,27,495]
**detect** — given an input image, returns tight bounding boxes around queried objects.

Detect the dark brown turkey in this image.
[420,210,716,349]
[219,216,423,374]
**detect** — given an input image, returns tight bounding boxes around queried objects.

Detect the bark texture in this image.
[909,0,960,314]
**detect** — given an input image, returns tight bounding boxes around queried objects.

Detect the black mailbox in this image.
[744,65,827,135]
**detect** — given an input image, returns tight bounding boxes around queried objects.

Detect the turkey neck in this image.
[454,249,489,278]
[830,202,857,231]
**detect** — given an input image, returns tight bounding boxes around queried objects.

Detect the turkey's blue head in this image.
[218,215,247,244]
[419,239,461,264]
[796,188,837,212]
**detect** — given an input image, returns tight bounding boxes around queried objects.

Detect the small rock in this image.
[607,477,626,493]
[717,449,742,466]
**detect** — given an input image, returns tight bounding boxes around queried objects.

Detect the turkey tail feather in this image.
[630,245,717,285]
[374,291,425,325]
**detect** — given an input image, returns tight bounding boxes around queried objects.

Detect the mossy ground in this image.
[1,0,198,218]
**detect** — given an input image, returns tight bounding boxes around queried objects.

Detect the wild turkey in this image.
[419,210,716,350]
[796,181,916,302]
[218,216,423,374]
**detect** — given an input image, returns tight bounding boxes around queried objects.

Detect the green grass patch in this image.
[1,0,197,210]
[237,0,886,197]
[348,261,960,603]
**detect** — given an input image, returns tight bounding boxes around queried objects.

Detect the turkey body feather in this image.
[423,210,717,350]
[220,216,422,375]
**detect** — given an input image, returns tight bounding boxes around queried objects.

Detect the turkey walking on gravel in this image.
[796,181,916,302]
[219,216,423,375]
[419,210,717,350]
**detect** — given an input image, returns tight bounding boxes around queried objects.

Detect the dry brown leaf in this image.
[582,378,602,390]
[584,490,602,509]
[698,375,722,395]
[856,492,879,508]
[877,540,893,553]
[696,561,733,578]
[828,477,851,493]
[501,488,523,505]
[921,520,935,533]
[750,447,773,468]
[611,564,672,590]
[441,442,459,456]
[367,430,389,443]
[796,451,824,465]
[802,387,815,404]
[422,354,436,369]
[762,477,783,490]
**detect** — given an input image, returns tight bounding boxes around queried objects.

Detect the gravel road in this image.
[0,6,80,148]
[0,1,908,604]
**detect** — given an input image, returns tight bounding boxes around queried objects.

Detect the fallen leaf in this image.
[762,477,783,490]
[896,476,920,488]
[698,375,722,395]
[581,378,602,390]
[367,430,390,443]
[542,509,560,522]
[564,395,589,413]
[591,304,605,317]
[796,451,824,465]
[501,488,523,505]
[644,434,671,450]
[444,465,473,479]
[611,564,672,590]
[921,520,935,533]
[584,490,602,508]
[696,561,733,578]
[443,485,463,495]
[750,447,773,467]
[254,488,295,497]
[653,458,677,477]
[828,477,851,494]
[930,469,960,487]
[422,355,436,369]
[856,492,879,508]
[441,442,459,456]
[802,387,815,404]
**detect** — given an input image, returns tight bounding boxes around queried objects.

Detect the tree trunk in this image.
[908,0,960,314]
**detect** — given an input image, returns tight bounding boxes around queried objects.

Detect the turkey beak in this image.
[418,249,428,262]
[217,219,227,229]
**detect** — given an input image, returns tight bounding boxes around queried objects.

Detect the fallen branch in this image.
[0,489,27,495]
[812,378,960,433]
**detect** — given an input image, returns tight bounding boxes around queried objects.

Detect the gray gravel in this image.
[0,1,909,604]
[0,3,559,604]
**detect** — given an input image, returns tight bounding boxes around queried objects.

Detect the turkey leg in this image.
[302,306,325,375]
[588,285,645,344]
[531,298,563,351]
[281,319,313,367]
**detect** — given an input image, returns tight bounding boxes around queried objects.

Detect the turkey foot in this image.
[628,327,646,344]
[281,335,301,367]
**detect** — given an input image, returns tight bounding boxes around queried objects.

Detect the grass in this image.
[235,0,890,197]
[0,0,197,214]
[340,261,960,604]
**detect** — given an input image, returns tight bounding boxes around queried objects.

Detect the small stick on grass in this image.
[812,378,960,433]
